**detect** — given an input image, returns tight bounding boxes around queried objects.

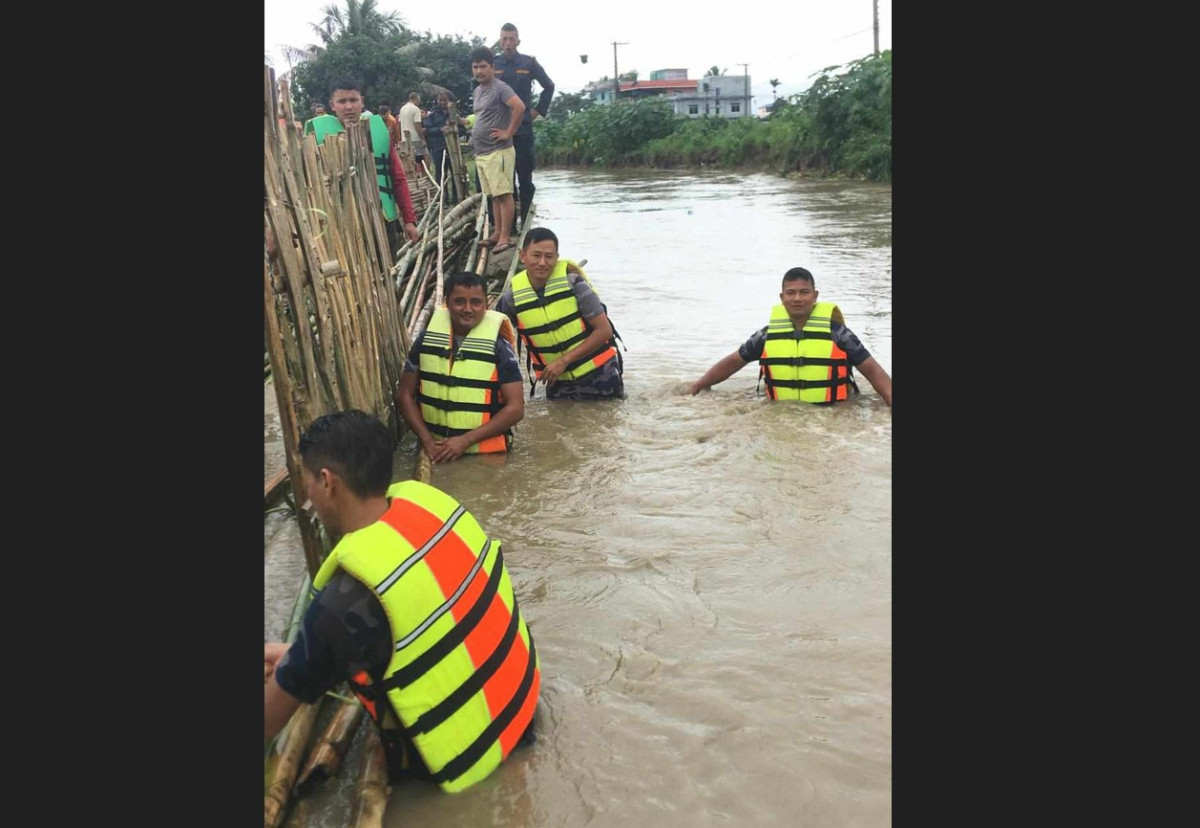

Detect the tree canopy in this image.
[282,1,486,114]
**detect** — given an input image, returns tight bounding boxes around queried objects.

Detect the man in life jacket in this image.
[304,76,420,251]
[264,409,541,793]
[394,272,525,463]
[688,267,892,406]
[496,227,625,401]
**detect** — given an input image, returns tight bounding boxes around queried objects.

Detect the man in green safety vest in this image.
[305,76,420,252]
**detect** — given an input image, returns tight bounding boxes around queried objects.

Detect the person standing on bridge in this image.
[469,47,525,255]
[493,22,555,232]
[304,77,420,252]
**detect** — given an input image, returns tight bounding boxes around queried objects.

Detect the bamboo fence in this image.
[264,64,534,827]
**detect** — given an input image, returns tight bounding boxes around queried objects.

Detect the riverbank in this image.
[539,162,878,181]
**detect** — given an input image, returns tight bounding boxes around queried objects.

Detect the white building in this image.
[585,69,752,118]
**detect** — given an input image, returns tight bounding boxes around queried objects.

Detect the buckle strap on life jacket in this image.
[767,376,853,390]
[417,372,500,390]
[519,310,582,337]
[417,395,502,414]
[429,635,538,785]
[759,356,843,367]
[765,329,832,342]
[374,154,395,198]
[403,599,524,738]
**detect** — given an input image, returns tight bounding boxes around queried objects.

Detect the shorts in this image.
[475,146,516,196]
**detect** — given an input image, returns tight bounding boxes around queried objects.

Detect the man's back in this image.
[399,101,423,150]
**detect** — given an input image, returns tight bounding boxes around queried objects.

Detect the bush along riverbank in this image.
[536,51,891,182]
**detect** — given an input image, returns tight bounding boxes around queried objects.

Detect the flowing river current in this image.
[264,167,892,827]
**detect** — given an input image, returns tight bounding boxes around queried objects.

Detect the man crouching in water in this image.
[395,272,524,462]
[496,227,625,401]
[264,409,540,792]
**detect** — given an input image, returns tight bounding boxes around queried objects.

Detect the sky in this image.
[264,0,891,109]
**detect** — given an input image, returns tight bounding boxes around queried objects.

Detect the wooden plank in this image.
[264,468,290,506]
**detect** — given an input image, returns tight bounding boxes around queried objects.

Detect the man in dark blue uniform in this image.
[493,22,555,232]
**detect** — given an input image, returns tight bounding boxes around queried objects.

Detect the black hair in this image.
[328,76,363,95]
[782,267,815,289]
[444,271,487,295]
[298,409,392,498]
[470,47,495,65]
[522,227,559,250]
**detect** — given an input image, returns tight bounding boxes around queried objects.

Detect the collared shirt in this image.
[492,51,555,137]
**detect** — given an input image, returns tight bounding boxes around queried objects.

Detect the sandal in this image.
[491,242,515,254]
[477,238,498,248]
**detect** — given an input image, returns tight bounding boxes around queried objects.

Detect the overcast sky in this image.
[264,0,891,108]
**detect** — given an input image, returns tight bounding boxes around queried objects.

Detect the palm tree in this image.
[770,78,780,100]
[312,0,404,44]
[281,43,325,71]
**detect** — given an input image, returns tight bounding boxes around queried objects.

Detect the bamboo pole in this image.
[350,728,391,828]
[293,698,367,797]
[464,197,488,275]
[445,100,470,203]
[410,290,438,340]
[264,699,323,828]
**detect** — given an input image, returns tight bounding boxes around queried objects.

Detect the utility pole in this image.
[738,62,749,118]
[612,41,628,104]
[873,0,880,56]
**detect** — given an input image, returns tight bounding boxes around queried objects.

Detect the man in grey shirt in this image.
[469,46,525,254]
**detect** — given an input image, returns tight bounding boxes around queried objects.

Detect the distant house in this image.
[585,68,752,119]
[757,98,787,119]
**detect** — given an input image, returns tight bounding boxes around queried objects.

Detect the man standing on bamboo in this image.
[493,22,555,232]
[264,409,541,792]
[305,77,420,250]
[398,91,430,176]
[395,272,525,462]
[469,47,525,254]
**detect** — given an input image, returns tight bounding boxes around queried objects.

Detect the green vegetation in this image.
[537,51,891,181]
[280,0,485,116]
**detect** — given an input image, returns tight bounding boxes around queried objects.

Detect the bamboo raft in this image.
[264,65,533,827]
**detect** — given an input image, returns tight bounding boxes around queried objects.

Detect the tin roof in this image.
[619,79,699,92]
